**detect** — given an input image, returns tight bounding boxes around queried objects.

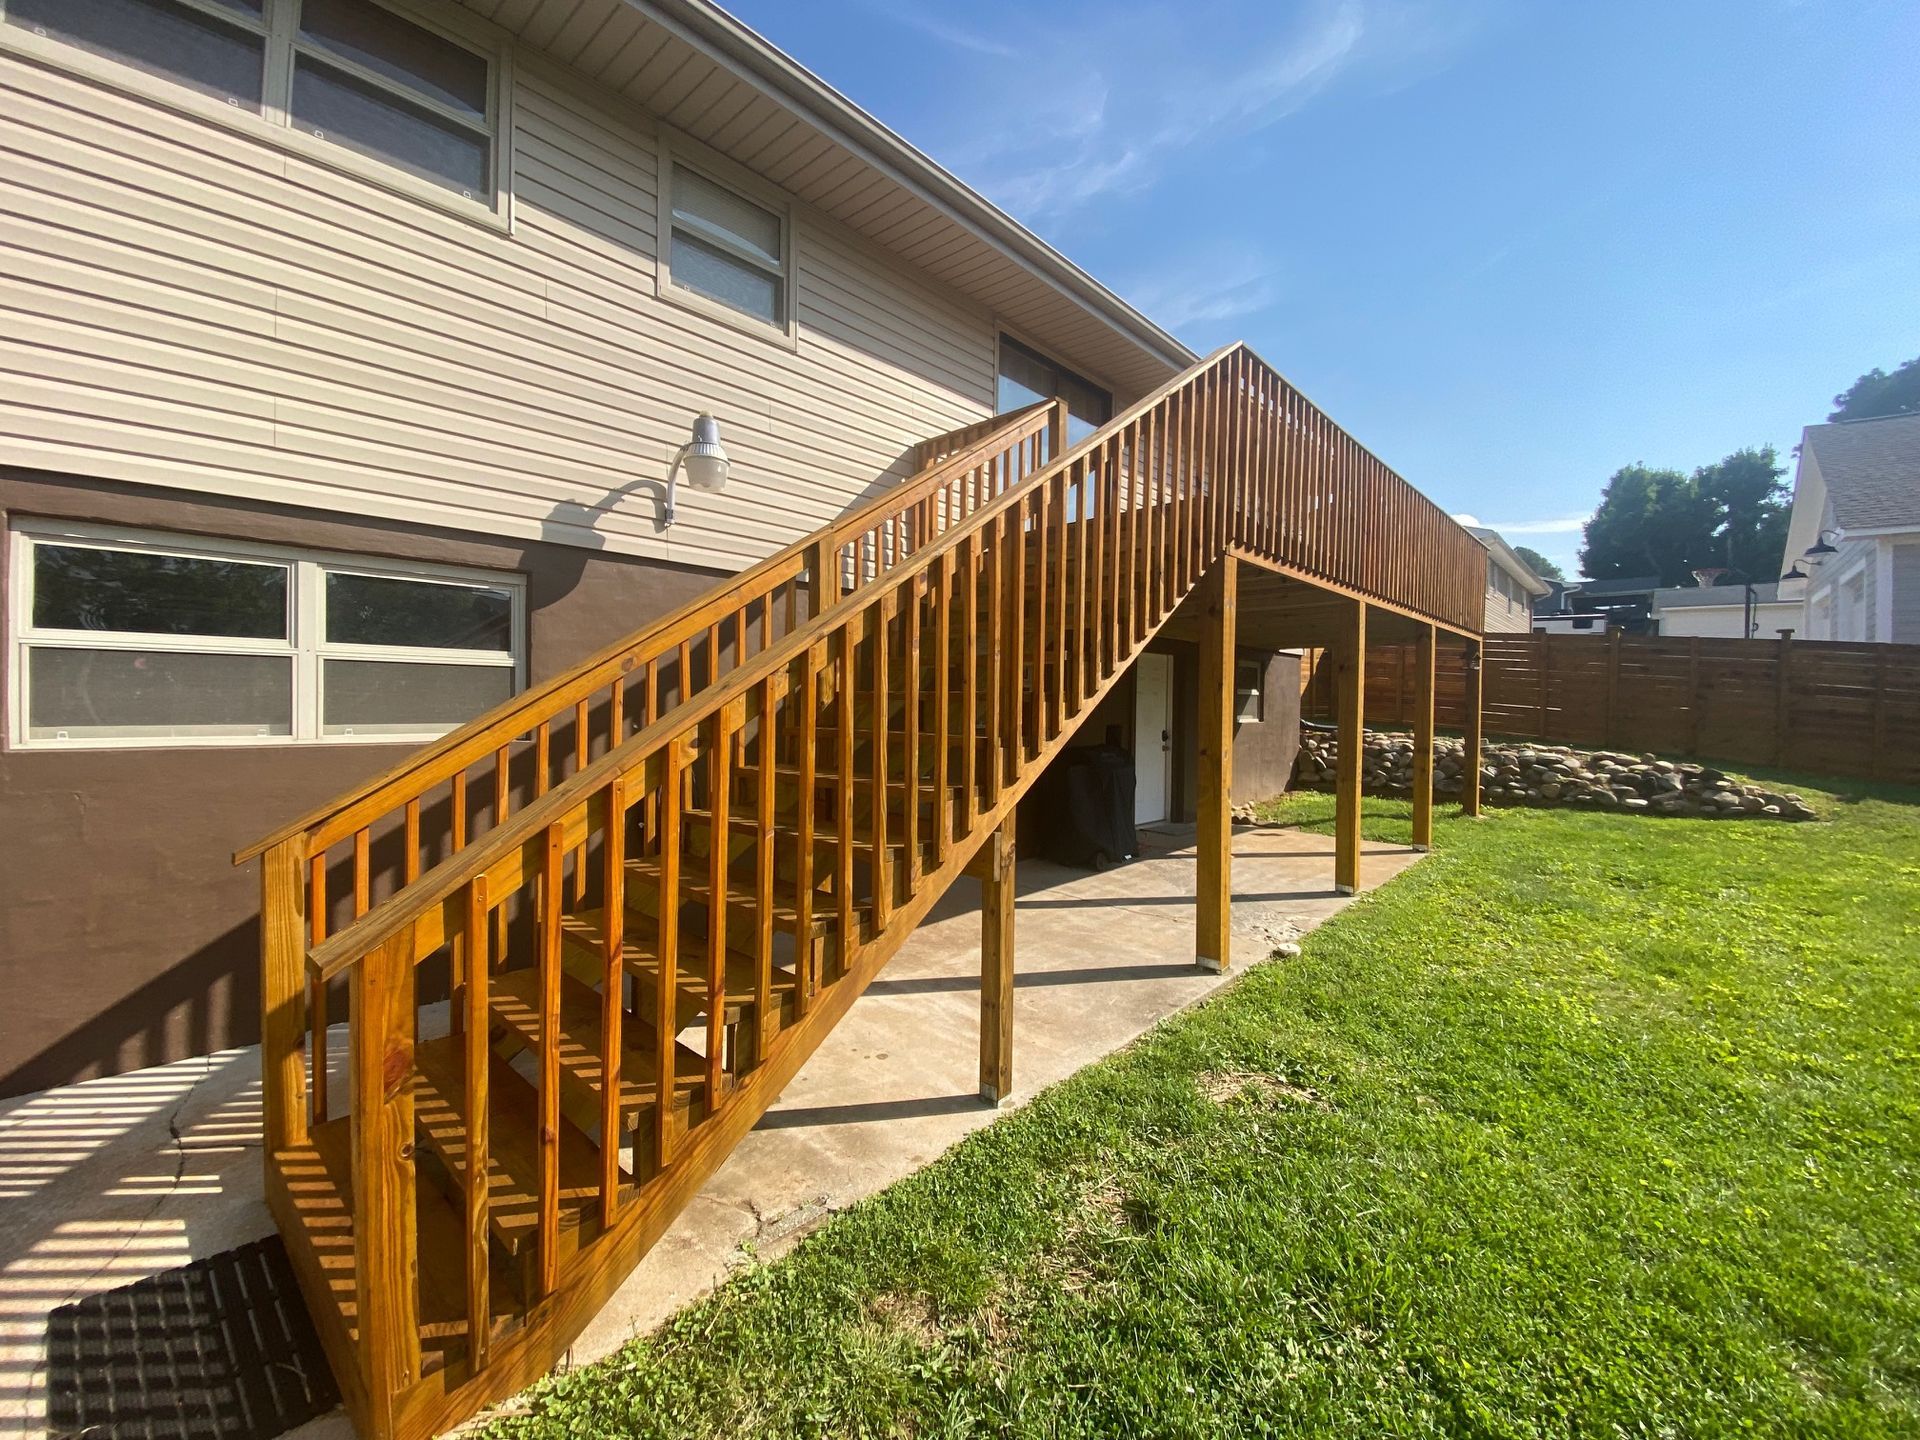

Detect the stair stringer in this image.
[386,558,1218,1440]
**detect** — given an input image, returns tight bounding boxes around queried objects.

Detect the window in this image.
[1235,658,1264,724]
[9,523,523,747]
[997,335,1113,455]
[0,0,501,207]
[665,161,789,329]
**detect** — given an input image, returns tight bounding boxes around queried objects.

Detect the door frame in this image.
[1133,651,1173,825]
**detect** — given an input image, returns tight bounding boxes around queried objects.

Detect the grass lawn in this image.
[484,777,1920,1439]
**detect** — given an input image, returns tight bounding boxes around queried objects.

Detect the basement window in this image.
[8,522,523,748]
[1235,658,1264,723]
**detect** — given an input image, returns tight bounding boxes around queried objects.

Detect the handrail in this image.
[235,400,1058,867]
[304,339,1483,976]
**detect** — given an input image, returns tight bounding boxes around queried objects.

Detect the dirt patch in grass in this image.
[1196,1069,1331,1111]
[865,1291,943,1347]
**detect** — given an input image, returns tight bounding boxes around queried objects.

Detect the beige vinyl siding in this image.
[0,36,995,576]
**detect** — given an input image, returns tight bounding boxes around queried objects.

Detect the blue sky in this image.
[722,0,1920,577]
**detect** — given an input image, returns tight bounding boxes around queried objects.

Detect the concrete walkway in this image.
[0,825,1421,1439]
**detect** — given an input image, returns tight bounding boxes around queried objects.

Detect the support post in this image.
[1411,624,1436,852]
[1196,555,1238,971]
[1333,598,1367,895]
[260,838,309,1155]
[1046,397,1070,466]
[353,924,421,1414]
[1462,639,1485,818]
[978,819,1016,1107]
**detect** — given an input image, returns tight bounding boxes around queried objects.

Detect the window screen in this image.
[668,163,787,326]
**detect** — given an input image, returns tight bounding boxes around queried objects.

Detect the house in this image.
[1465,526,1552,633]
[1780,413,1920,642]
[0,3,1485,1435]
[1534,575,1661,634]
[1649,582,1802,639]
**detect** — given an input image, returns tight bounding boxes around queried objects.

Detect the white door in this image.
[1133,653,1173,825]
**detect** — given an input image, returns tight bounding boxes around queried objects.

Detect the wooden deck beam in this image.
[1411,624,1436,851]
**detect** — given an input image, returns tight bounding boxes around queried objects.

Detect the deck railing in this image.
[244,341,1482,1440]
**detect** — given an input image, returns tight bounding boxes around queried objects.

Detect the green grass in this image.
[484,778,1920,1439]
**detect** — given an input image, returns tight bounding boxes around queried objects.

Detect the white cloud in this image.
[1126,255,1282,330]
[904,0,1488,226]
[1485,514,1590,536]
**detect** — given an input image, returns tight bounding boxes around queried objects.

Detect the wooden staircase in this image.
[237,344,1483,1438]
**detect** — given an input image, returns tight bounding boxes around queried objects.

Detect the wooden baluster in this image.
[835,627,856,978]
[403,800,421,887]
[307,852,329,1125]
[600,777,625,1225]
[933,553,952,864]
[1073,460,1091,705]
[706,707,734,1103]
[871,593,894,932]
[353,922,420,1403]
[536,821,563,1298]
[1097,436,1115,676]
[261,838,308,1153]
[961,534,980,833]
[492,745,510,961]
[677,638,692,706]
[706,622,721,688]
[1030,482,1048,757]
[903,574,923,887]
[610,672,625,750]
[984,518,1004,803]
[573,699,590,903]
[654,740,683,1171]
[1007,499,1026,771]
[794,649,819,1015]
[644,661,660,852]
[753,676,776,1055]
[463,876,491,1372]
[353,829,370,918]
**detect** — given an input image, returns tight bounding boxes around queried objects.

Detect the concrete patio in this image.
[0,823,1422,1439]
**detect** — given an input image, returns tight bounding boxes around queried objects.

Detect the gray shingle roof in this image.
[1651,583,1783,609]
[1803,412,1920,529]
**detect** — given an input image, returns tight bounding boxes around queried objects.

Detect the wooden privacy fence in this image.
[1301,631,1920,786]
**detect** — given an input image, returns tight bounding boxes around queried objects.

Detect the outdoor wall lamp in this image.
[663,413,730,527]
[1802,529,1841,559]
[1781,562,1809,582]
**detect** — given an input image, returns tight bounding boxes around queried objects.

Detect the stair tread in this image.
[413,1030,599,1257]
[561,906,799,1023]
[488,966,704,1117]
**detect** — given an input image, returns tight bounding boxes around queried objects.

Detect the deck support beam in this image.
[1411,624,1437,851]
[1462,638,1485,818]
[260,838,308,1155]
[1334,598,1367,895]
[1196,555,1238,971]
[978,819,1016,1106]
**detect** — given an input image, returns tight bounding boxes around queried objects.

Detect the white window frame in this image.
[0,0,513,228]
[1234,657,1264,724]
[8,520,525,750]
[656,136,797,347]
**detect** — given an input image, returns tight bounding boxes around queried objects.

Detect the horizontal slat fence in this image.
[1301,632,1920,786]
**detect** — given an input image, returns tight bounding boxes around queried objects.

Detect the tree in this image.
[1830,353,1920,421]
[1512,545,1563,582]
[1578,448,1789,587]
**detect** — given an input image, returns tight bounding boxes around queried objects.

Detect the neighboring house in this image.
[1465,526,1551,633]
[1781,413,1920,642]
[1532,575,1662,634]
[1650,582,1802,639]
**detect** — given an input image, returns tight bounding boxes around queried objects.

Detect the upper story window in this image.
[1,0,500,206]
[996,336,1113,456]
[665,161,790,330]
[8,522,524,747]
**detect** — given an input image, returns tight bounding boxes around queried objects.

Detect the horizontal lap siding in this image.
[0,50,995,574]
[1303,633,1920,785]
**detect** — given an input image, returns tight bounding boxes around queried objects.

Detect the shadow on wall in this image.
[1,918,260,1100]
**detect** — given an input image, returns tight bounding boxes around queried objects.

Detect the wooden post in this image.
[1462,639,1485,818]
[1772,634,1793,766]
[259,838,308,1155]
[1333,599,1367,895]
[1411,624,1436,852]
[352,924,421,1412]
[807,536,839,618]
[1196,554,1237,970]
[1046,397,1069,466]
[978,819,1015,1106]
[1604,628,1622,749]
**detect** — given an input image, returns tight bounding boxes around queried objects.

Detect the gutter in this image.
[637,0,1200,376]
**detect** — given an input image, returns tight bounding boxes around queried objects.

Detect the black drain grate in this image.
[46,1234,341,1440]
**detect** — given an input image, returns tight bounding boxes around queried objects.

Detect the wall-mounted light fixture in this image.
[663,413,730,527]
[1802,528,1841,560]
[1781,562,1809,582]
